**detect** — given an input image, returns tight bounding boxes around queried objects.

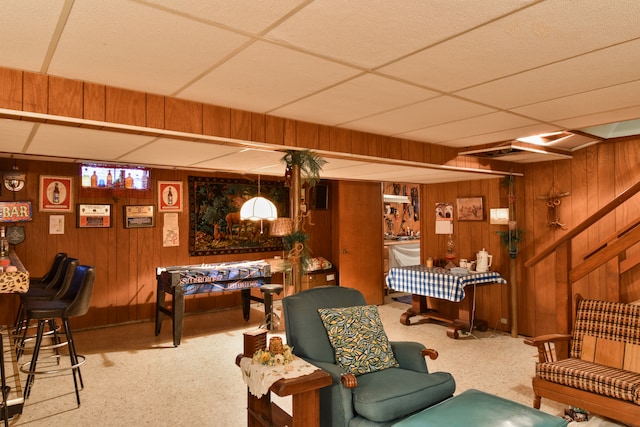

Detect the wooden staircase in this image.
[525,180,640,333]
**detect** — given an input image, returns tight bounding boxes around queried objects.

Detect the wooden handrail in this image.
[525,180,640,268]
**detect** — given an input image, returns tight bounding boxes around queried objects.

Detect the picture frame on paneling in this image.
[490,208,510,225]
[77,204,112,228]
[158,181,183,212]
[123,205,155,228]
[456,197,484,221]
[39,176,73,212]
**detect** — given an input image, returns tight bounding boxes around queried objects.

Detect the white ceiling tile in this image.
[344,96,496,137]
[0,0,66,72]
[26,124,154,160]
[195,149,284,173]
[144,0,306,33]
[179,41,360,113]
[457,39,640,109]
[0,119,34,152]
[266,0,531,69]
[379,0,640,92]
[271,73,439,126]
[513,80,640,122]
[555,105,640,131]
[48,0,250,95]
[399,112,538,143]
[118,138,243,166]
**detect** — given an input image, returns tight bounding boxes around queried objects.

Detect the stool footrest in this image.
[20,354,86,376]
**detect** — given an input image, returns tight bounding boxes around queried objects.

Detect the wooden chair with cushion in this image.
[524,294,640,426]
[283,286,456,427]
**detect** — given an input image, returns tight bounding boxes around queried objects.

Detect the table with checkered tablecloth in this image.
[386,266,506,338]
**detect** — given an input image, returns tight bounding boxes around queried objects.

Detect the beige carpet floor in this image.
[2,293,627,426]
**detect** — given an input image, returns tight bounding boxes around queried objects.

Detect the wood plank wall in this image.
[421,137,640,337]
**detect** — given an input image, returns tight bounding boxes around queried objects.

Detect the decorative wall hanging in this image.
[39,176,73,212]
[188,176,289,256]
[124,205,155,228]
[456,196,484,221]
[537,184,570,229]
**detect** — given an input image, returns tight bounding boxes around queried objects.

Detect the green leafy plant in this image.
[282,149,327,187]
[496,229,525,259]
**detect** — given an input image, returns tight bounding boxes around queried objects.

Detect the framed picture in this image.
[77,204,112,228]
[188,176,289,256]
[158,181,183,212]
[39,176,73,212]
[457,197,484,221]
[490,208,510,225]
[124,205,155,228]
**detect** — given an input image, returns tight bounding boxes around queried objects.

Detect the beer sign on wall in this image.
[0,201,33,222]
[39,176,73,212]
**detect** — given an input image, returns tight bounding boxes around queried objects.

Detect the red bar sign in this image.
[0,201,33,222]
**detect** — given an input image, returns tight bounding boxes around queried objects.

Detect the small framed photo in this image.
[490,208,510,225]
[39,176,73,212]
[77,204,112,228]
[457,197,484,221]
[158,181,183,212]
[124,205,155,228]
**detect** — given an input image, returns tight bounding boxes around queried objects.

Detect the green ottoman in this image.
[392,389,567,427]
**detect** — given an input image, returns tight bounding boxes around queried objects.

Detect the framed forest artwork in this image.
[188,176,290,256]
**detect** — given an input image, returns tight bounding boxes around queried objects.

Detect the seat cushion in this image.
[318,305,398,375]
[392,389,567,427]
[352,368,455,423]
[536,357,640,404]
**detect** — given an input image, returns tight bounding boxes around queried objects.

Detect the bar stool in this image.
[258,284,283,330]
[29,252,67,288]
[20,265,95,406]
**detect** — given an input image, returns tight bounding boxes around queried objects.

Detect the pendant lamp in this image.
[240,176,278,221]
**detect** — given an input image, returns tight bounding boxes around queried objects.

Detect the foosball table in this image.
[155,260,271,346]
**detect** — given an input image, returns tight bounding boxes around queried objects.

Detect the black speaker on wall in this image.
[311,184,329,210]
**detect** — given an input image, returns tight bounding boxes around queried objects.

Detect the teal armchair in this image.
[283,286,456,427]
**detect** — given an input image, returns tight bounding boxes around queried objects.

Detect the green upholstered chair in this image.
[283,286,456,427]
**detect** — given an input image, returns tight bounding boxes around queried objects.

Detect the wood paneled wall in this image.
[0,159,337,329]
[421,138,640,337]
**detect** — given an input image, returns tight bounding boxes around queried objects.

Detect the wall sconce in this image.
[4,165,26,192]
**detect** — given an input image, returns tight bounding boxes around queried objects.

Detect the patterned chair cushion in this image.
[318,305,399,375]
[536,357,640,404]
[570,298,640,359]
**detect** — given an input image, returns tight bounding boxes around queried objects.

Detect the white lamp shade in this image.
[240,196,278,221]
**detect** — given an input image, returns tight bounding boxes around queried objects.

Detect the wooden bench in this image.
[524,294,640,427]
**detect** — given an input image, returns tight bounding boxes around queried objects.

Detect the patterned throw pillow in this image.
[318,305,399,375]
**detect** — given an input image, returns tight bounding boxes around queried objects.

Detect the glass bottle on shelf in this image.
[0,226,9,258]
[91,171,98,188]
[107,170,113,187]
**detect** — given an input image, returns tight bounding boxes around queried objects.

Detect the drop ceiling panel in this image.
[26,124,155,160]
[272,73,439,126]
[118,138,243,167]
[513,80,640,122]
[0,119,34,152]
[343,96,496,137]
[399,112,539,144]
[556,105,640,131]
[146,0,306,34]
[48,0,250,95]
[457,38,640,109]
[265,0,530,69]
[179,41,360,113]
[0,0,66,71]
[379,0,640,92]
[194,149,284,173]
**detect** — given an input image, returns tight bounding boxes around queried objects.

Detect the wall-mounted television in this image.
[80,163,150,190]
